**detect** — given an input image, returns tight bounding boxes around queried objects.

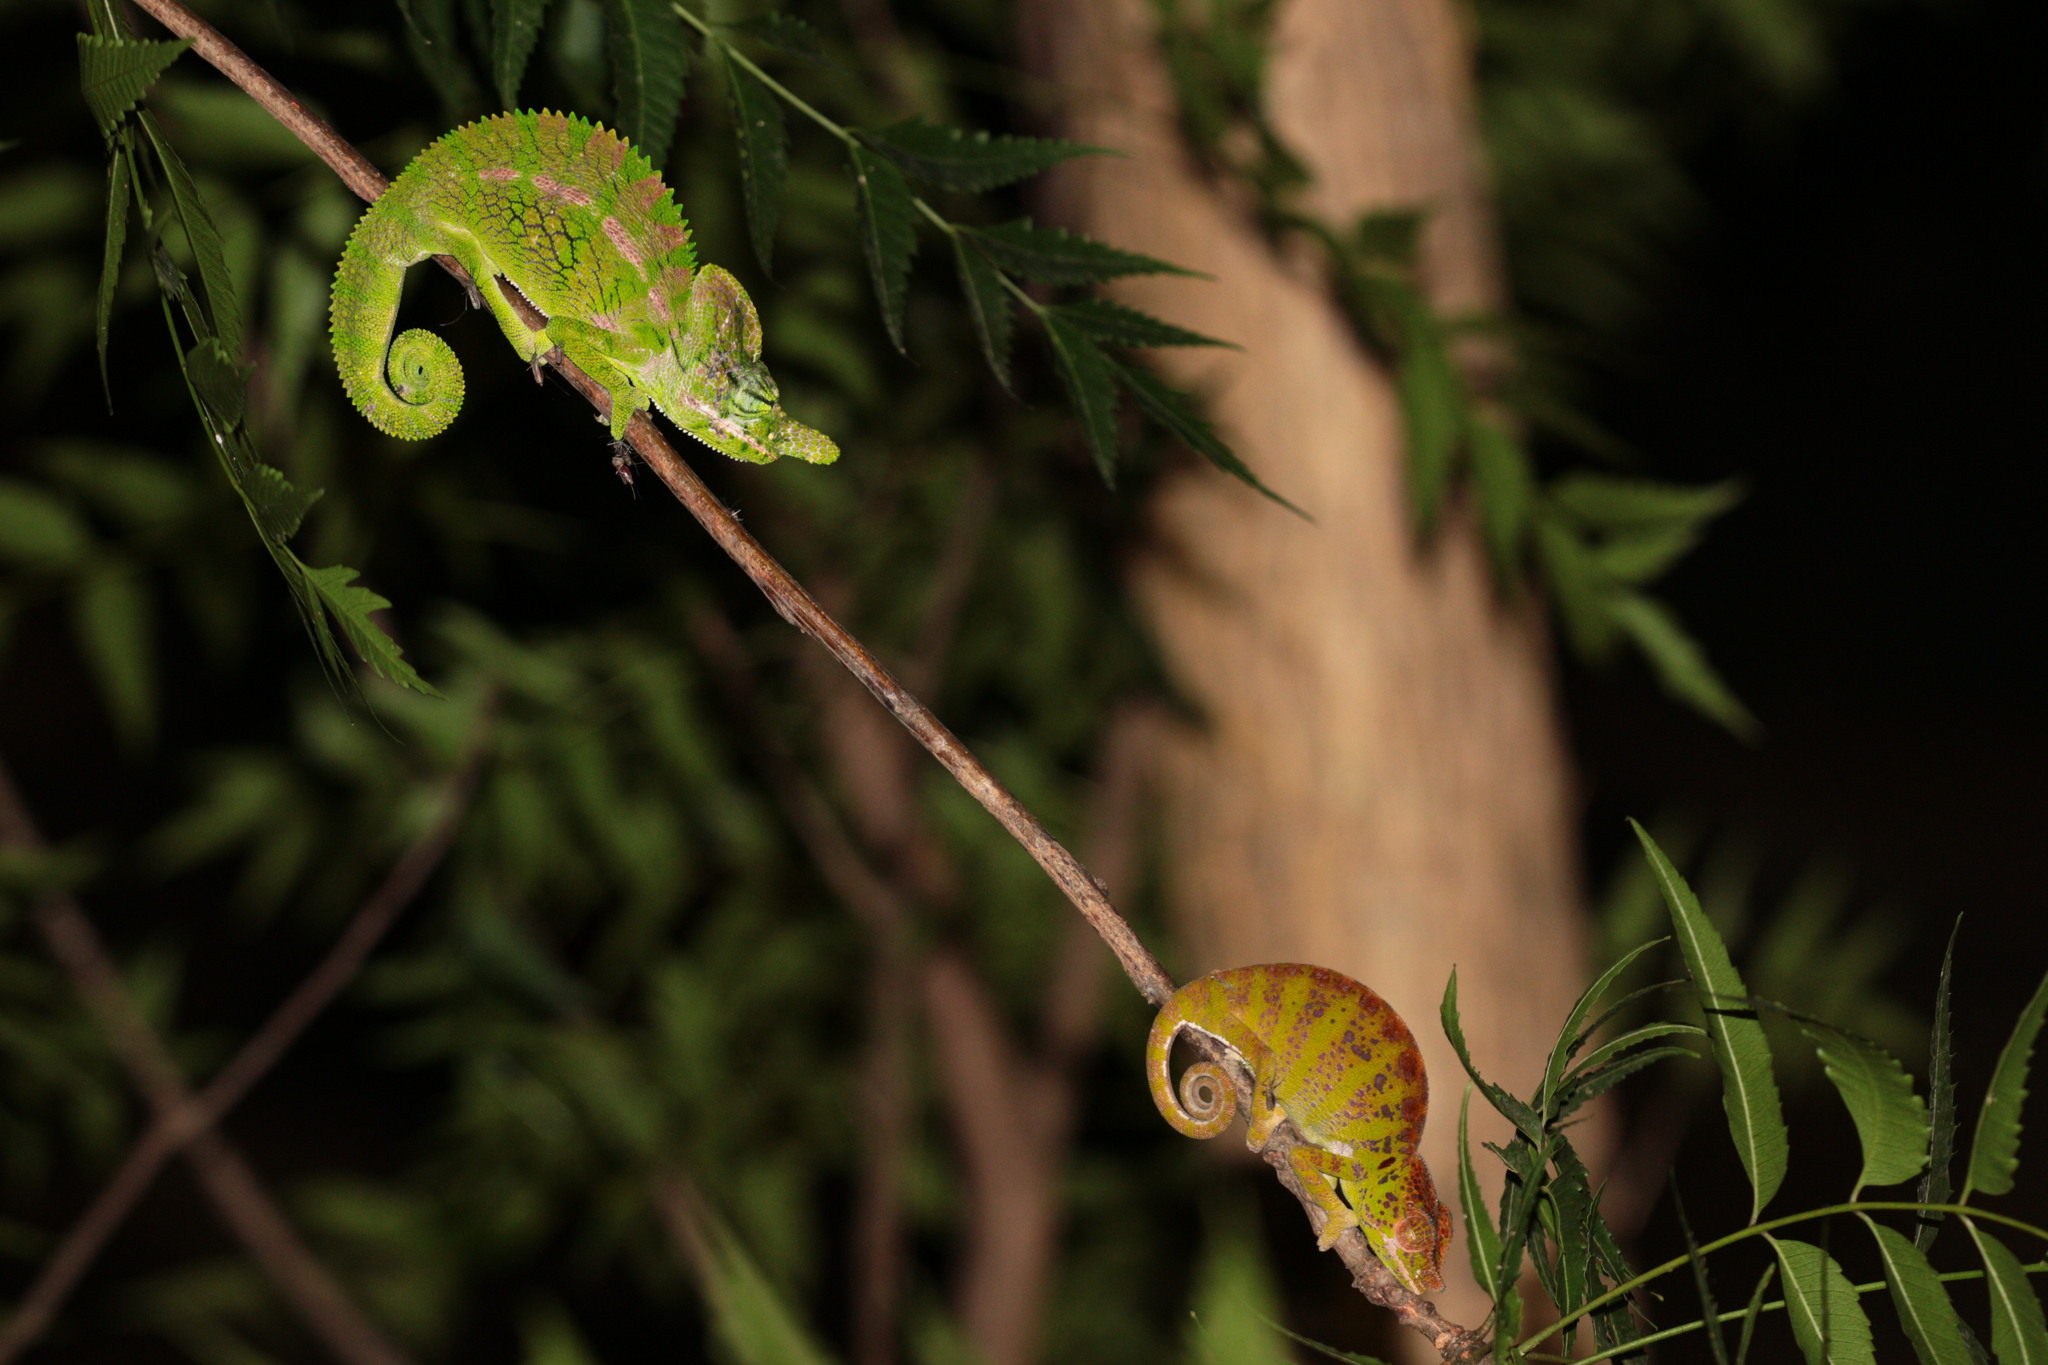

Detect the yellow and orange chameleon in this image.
[1147,963,1453,1293]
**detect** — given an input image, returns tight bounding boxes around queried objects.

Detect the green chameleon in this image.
[1147,962,1453,1293]
[330,109,837,465]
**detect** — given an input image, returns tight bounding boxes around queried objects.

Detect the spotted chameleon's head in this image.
[1362,1156,1453,1295]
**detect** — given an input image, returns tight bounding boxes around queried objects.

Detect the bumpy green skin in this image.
[330,110,837,465]
[1147,963,1453,1293]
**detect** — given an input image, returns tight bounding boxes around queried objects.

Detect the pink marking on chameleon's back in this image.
[532,174,595,208]
[625,174,666,214]
[648,289,672,328]
[647,221,688,255]
[581,125,628,178]
[587,310,621,332]
[478,166,521,182]
[602,217,646,273]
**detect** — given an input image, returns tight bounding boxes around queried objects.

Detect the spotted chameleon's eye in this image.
[727,363,778,420]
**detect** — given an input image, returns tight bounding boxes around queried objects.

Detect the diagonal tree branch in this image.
[113,1,1486,1354]
[0,753,414,1365]
[0,709,493,1364]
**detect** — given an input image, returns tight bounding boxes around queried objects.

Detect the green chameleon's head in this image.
[659,264,839,466]
[1356,1155,1453,1295]
[701,355,839,466]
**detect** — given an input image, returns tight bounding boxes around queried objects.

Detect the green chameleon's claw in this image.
[330,110,838,468]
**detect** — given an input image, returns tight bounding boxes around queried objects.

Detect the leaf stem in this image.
[1514,1202,2048,1353]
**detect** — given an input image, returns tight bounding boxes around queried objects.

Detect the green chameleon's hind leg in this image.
[431,229,553,369]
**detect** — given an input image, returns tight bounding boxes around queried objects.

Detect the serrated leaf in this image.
[721,50,786,277]
[0,479,92,564]
[848,144,916,353]
[1596,520,1704,584]
[242,463,323,546]
[1609,591,1758,739]
[1674,1184,1732,1365]
[1966,963,2048,1199]
[1051,297,1231,350]
[1566,1020,1704,1082]
[1457,1090,1503,1304]
[186,336,250,429]
[958,219,1199,286]
[1440,968,1543,1141]
[1541,935,1669,1111]
[1634,821,1788,1221]
[856,117,1110,193]
[723,12,833,66]
[1468,415,1533,580]
[1801,1021,1928,1195]
[1967,1223,2048,1365]
[606,0,687,169]
[1043,313,1119,486]
[489,0,551,106]
[1861,1217,1972,1365]
[1554,1044,1697,1120]
[950,231,1012,390]
[76,35,189,141]
[300,560,439,695]
[1551,473,1745,529]
[1769,1235,1875,1365]
[1920,916,1964,1251]
[96,142,132,405]
[1735,1263,1779,1365]
[73,561,154,748]
[140,113,240,359]
[1107,357,1304,516]
[1536,511,1621,660]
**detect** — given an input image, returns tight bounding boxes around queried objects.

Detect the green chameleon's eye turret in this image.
[726,361,779,421]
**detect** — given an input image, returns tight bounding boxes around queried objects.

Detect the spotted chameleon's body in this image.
[1147,963,1452,1293]
[330,110,836,464]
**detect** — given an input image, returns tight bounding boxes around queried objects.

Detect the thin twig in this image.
[0,711,493,1363]
[0,756,411,1365]
[111,4,1484,1353]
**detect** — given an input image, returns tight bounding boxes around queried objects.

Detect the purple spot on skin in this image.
[603,217,645,273]
[533,174,595,208]
[480,167,520,182]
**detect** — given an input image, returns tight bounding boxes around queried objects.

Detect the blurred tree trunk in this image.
[1020,0,1595,1342]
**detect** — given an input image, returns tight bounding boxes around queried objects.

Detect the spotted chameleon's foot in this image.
[1315,1215,1359,1252]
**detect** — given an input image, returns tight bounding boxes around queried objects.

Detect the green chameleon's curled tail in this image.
[330,211,464,440]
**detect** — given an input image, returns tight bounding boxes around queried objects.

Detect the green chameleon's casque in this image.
[1147,963,1453,1294]
[330,109,837,465]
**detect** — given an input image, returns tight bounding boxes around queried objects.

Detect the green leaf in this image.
[299,560,440,696]
[684,1199,837,1365]
[1468,415,1534,580]
[1801,1022,1928,1196]
[186,336,250,430]
[723,12,833,66]
[1734,1263,1778,1365]
[1920,916,1964,1251]
[856,118,1110,193]
[1187,1207,1291,1365]
[1596,521,1706,585]
[1050,297,1232,350]
[1768,1235,1875,1365]
[74,561,155,747]
[76,35,189,141]
[0,479,92,564]
[848,144,917,353]
[722,50,787,277]
[1440,968,1543,1140]
[1108,358,1304,516]
[958,219,1199,286]
[1566,1020,1704,1081]
[1967,1222,2048,1365]
[1673,1184,1732,1365]
[1540,935,1669,1110]
[1043,313,1119,486]
[950,231,1012,390]
[96,142,131,405]
[605,0,687,169]
[242,463,323,547]
[1554,1044,1698,1120]
[1969,961,2048,1198]
[1609,591,1759,739]
[489,0,551,107]
[1860,1216,1972,1365]
[139,113,240,359]
[1393,295,1463,534]
[1551,473,1745,529]
[1633,820,1788,1221]
[1457,1089,1503,1304]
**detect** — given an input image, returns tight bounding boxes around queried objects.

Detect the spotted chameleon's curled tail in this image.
[1146,990,1239,1139]
[330,205,464,440]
